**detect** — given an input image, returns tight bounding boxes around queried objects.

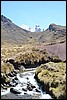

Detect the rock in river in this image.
[10,88,21,94]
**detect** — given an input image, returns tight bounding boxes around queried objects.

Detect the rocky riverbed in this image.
[1,68,52,99]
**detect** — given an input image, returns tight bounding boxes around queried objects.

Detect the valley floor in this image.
[1,42,66,99]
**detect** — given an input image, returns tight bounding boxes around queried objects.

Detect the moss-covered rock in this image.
[1,62,14,85]
[35,62,66,99]
[1,62,14,74]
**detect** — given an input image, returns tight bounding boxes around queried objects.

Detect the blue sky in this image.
[1,1,66,30]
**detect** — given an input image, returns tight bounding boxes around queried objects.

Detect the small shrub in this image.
[32,47,39,51]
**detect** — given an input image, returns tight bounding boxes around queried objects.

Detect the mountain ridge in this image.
[1,15,66,45]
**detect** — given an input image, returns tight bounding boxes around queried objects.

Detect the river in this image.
[1,68,52,99]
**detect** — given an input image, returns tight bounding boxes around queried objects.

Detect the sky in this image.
[1,1,66,30]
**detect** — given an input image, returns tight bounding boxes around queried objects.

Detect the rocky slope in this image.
[38,23,66,44]
[1,15,32,45]
[37,42,66,61]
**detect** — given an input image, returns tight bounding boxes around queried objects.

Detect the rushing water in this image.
[1,68,52,99]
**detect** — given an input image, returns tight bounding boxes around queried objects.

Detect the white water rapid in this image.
[1,68,52,99]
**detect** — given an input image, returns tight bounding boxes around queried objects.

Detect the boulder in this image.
[8,73,14,77]
[31,85,36,89]
[27,82,36,91]
[22,88,27,91]
[9,82,17,87]
[14,77,18,80]
[35,88,41,92]
[10,88,21,94]
[27,85,32,91]
[11,71,16,76]
[13,70,17,74]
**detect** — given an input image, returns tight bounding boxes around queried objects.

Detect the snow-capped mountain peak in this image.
[20,24,43,32]
[20,24,31,31]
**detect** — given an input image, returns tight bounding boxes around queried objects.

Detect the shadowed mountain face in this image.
[1,15,66,45]
[1,15,32,44]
